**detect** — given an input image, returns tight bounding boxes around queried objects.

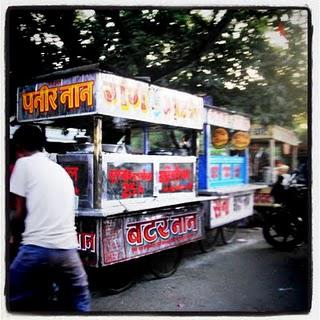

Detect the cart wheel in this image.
[89,262,136,295]
[199,228,220,253]
[220,221,238,244]
[106,272,135,294]
[148,248,182,279]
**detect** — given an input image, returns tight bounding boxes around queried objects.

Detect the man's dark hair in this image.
[13,125,46,152]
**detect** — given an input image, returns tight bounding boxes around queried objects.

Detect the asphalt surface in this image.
[89,227,311,315]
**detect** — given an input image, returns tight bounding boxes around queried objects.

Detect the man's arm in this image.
[11,194,27,244]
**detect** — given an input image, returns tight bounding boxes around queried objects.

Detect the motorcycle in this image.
[262,171,308,251]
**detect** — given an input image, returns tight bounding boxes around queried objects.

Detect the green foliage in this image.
[8,8,308,129]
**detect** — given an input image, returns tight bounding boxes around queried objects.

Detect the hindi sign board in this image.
[122,206,203,263]
[92,205,204,266]
[17,73,97,122]
[209,192,254,228]
[17,71,204,129]
[206,108,250,131]
[96,73,204,129]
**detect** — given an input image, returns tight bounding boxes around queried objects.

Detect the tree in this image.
[7,8,308,128]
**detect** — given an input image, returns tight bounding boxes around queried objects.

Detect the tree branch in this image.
[152,10,235,83]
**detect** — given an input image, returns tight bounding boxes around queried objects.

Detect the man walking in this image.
[9,124,90,312]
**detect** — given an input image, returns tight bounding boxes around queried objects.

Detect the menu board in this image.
[97,73,204,129]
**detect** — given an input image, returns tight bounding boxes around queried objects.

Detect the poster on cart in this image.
[209,193,254,229]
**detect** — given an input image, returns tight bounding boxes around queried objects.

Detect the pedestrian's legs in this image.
[51,249,91,312]
[8,245,51,311]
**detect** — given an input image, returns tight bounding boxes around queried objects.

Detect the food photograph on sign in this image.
[231,131,251,150]
[212,127,229,149]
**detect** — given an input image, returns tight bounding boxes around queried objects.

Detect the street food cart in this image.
[14,65,271,290]
[15,66,216,291]
[249,124,299,208]
[198,106,265,249]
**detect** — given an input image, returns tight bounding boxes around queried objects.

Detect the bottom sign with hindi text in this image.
[76,204,204,267]
[101,204,203,266]
[209,192,254,229]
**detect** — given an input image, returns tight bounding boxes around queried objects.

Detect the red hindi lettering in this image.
[213,200,222,218]
[170,215,187,235]
[121,183,134,199]
[84,233,96,252]
[108,169,118,183]
[185,214,197,232]
[126,222,143,245]
[121,182,144,199]
[211,166,219,179]
[64,166,80,195]
[223,165,231,178]
[221,199,229,216]
[142,221,158,243]
[136,183,145,195]
[156,218,170,239]
[234,165,240,178]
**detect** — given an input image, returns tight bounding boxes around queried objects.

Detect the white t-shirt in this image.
[10,152,78,249]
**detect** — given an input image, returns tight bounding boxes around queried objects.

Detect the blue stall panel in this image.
[207,156,246,189]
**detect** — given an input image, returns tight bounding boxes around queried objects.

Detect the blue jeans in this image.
[9,245,91,312]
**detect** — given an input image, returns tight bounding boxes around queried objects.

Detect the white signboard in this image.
[96,73,204,129]
[209,193,254,228]
[17,71,204,130]
[206,108,251,131]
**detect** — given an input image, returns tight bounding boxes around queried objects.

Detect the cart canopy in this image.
[17,68,204,130]
[203,105,251,132]
[250,125,299,146]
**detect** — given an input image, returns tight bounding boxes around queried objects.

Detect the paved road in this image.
[90,228,311,315]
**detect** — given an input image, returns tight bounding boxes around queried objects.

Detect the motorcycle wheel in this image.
[263,214,303,251]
